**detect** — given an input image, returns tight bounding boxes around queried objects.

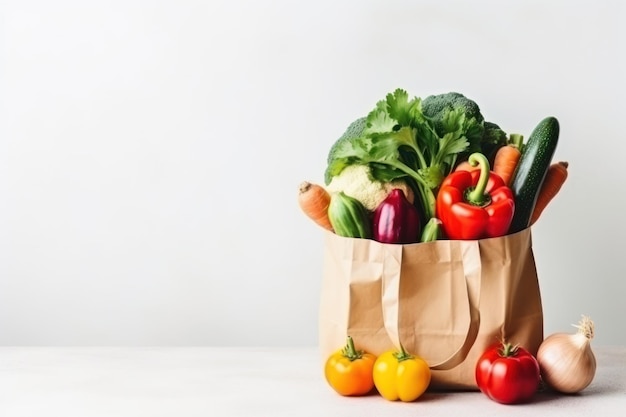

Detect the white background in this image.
[1,0,624,347]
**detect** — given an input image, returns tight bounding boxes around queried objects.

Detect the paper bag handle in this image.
[382,240,481,371]
[429,240,481,370]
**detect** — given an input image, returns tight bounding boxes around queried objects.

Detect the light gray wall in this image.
[1,0,624,346]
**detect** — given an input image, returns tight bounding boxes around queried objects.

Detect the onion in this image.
[536,315,596,394]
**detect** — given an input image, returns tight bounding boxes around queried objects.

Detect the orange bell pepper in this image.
[324,336,376,396]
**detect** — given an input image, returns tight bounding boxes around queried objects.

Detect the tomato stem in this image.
[499,342,519,357]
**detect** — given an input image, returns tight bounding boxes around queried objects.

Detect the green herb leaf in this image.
[365,106,397,135]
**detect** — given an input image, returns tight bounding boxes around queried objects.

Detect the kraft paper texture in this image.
[319,228,543,390]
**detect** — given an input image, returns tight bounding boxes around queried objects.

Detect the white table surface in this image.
[0,346,624,417]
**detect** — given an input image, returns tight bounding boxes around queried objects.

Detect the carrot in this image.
[454,160,480,172]
[493,134,523,186]
[530,161,569,225]
[298,181,333,231]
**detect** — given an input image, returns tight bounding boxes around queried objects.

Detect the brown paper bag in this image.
[318,227,543,390]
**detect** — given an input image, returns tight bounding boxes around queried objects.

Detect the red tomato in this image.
[475,342,540,404]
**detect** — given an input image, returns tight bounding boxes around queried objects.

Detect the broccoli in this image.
[421,92,484,128]
[421,92,507,159]
[421,92,485,154]
[325,117,368,184]
[481,121,509,161]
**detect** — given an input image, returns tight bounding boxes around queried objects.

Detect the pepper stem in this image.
[393,343,414,362]
[466,153,491,206]
[341,336,363,361]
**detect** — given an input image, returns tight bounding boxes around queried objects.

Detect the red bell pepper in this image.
[436,153,514,240]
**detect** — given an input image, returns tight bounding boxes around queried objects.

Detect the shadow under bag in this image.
[319,227,543,390]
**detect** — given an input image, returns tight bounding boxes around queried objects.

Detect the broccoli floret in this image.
[422,92,507,158]
[481,121,508,161]
[421,92,484,133]
[324,117,368,184]
[326,117,367,165]
[483,121,507,144]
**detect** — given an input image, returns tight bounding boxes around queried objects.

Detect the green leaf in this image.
[367,127,420,160]
[323,136,370,183]
[325,127,424,186]
[385,89,422,127]
[440,108,465,133]
[365,107,397,134]
[439,131,470,159]
[369,163,408,182]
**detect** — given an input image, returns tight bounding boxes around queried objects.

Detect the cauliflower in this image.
[325,164,415,211]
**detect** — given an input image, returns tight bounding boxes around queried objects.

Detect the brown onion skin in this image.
[372,189,421,244]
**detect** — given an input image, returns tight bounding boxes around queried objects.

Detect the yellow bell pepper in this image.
[373,345,431,402]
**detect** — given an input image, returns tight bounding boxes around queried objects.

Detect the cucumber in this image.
[328,191,372,239]
[508,117,560,233]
